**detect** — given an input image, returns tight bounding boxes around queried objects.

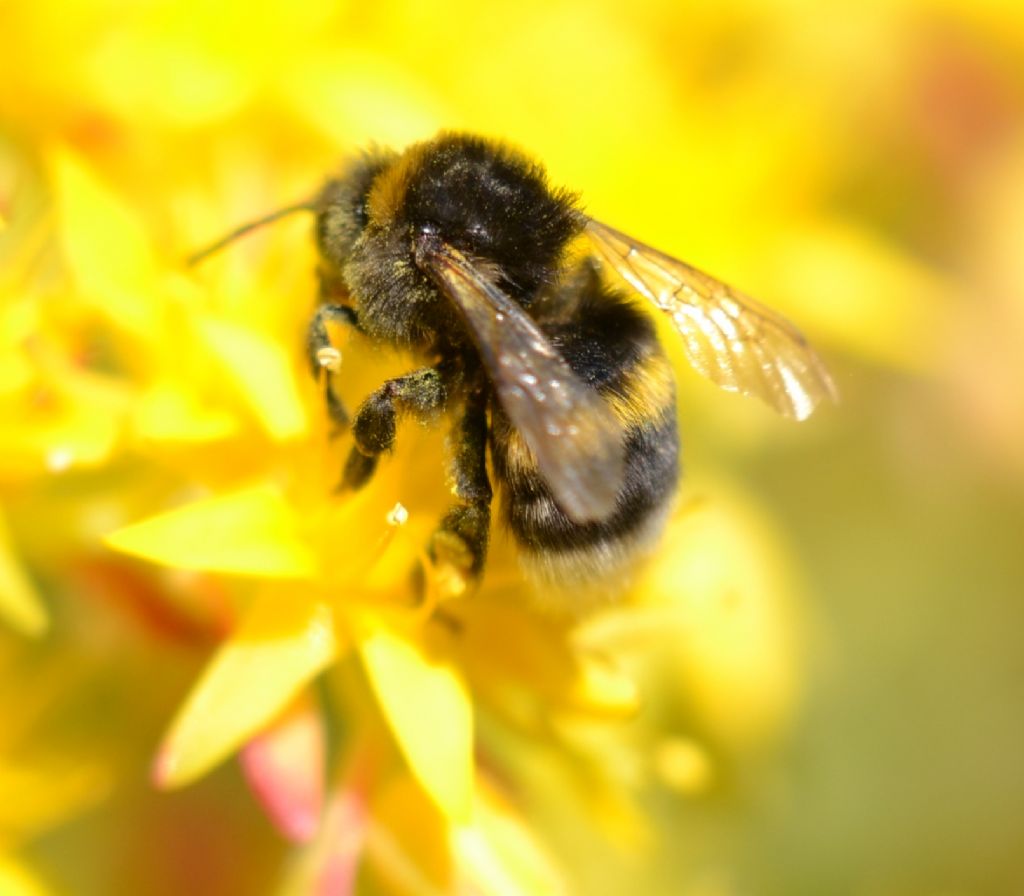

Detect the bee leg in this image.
[307,303,359,430]
[428,386,492,588]
[341,366,447,491]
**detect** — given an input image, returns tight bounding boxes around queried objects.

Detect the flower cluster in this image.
[4,131,800,894]
[7,0,1011,892]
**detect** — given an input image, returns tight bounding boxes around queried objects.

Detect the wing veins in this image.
[586,219,836,420]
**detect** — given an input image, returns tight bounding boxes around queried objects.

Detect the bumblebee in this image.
[191,133,835,596]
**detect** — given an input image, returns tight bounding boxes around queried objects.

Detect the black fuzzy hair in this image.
[400,134,584,302]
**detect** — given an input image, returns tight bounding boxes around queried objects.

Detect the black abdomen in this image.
[490,272,679,595]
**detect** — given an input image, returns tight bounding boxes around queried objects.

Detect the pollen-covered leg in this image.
[341,448,377,491]
[340,366,447,491]
[307,303,359,429]
[428,388,492,587]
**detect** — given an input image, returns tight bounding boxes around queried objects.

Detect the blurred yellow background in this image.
[2,1,1024,894]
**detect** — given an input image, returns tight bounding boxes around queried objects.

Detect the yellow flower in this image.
[0,139,129,635]
[6,67,774,896]
[7,12,811,889]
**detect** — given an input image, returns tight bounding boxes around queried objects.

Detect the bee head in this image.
[314,148,398,272]
[316,134,585,351]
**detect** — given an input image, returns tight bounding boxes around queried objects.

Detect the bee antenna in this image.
[186,199,318,267]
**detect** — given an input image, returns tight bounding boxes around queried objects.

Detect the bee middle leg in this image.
[341,366,447,491]
[428,386,492,583]
[307,303,359,429]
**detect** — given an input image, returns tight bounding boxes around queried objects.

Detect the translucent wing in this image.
[416,236,624,523]
[586,219,837,421]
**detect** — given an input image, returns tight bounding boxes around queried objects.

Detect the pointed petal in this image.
[155,591,338,788]
[48,145,159,337]
[364,773,452,895]
[240,696,325,842]
[455,783,568,896]
[133,380,239,444]
[198,317,308,441]
[0,758,110,842]
[360,629,473,821]
[0,511,47,636]
[458,599,636,723]
[104,485,318,579]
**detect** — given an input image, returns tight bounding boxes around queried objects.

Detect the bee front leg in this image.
[341,366,447,491]
[429,386,492,586]
[307,303,359,430]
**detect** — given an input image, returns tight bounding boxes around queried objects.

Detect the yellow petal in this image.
[360,628,473,821]
[766,220,950,372]
[566,653,639,721]
[0,397,123,477]
[104,485,318,579]
[0,353,33,394]
[197,317,307,441]
[133,380,239,445]
[0,511,47,636]
[364,772,452,896]
[0,758,109,843]
[455,782,568,896]
[0,858,50,896]
[456,599,636,725]
[652,737,715,796]
[47,145,159,337]
[280,55,442,150]
[155,591,338,788]
[636,487,803,748]
[87,22,251,127]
